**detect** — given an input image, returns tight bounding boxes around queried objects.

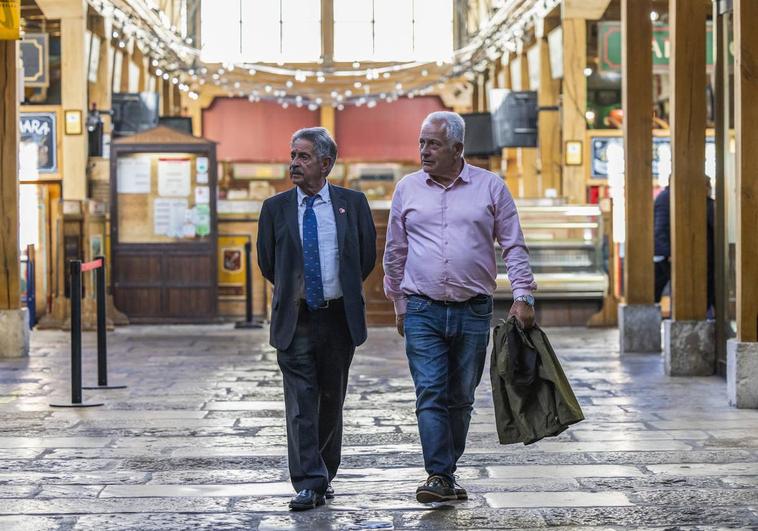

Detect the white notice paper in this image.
[195,186,210,204]
[157,158,191,197]
[154,198,188,237]
[196,157,209,173]
[117,156,152,194]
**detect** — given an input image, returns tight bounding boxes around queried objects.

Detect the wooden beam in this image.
[734,0,758,342]
[669,0,707,321]
[561,17,587,204]
[0,41,20,310]
[321,0,334,66]
[562,0,612,20]
[622,0,654,305]
[61,1,88,201]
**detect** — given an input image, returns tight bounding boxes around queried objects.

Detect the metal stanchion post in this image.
[50,261,103,408]
[235,241,263,329]
[84,257,126,390]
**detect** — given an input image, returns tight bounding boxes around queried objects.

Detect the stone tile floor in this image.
[0,324,756,530]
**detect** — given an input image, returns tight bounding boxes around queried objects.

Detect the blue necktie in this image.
[302,195,325,310]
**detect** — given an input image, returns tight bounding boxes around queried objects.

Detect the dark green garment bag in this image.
[490,316,585,445]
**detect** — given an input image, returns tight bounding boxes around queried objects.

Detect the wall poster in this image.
[158,158,191,197]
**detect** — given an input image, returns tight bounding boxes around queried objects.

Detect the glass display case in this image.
[495,201,608,300]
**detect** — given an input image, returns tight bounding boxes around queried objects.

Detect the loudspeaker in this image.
[461,112,497,156]
[493,90,538,148]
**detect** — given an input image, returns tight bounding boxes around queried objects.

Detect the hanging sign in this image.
[19,33,49,86]
[0,1,20,41]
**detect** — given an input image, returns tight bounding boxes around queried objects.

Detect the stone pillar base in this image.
[0,309,30,358]
[727,339,758,408]
[663,320,715,376]
[619,304,661,353]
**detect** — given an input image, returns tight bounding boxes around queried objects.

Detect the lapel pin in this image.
[339,208,346,214]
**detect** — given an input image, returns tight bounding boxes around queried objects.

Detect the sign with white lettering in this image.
[19,112,56,173]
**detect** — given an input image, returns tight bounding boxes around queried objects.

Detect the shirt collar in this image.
[423,159,471,185]
[297,180,331,205]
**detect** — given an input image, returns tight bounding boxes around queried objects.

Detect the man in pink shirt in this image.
[383,111,536,503]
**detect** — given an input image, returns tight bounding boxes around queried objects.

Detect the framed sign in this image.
[218,234,249,298]
[19,111,57,175]
[19,33,49,87]
[64,110,83,135]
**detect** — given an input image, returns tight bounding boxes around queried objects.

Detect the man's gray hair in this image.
[422,111,465,145]
[291,127,338,171]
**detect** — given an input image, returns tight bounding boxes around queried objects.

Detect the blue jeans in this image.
[404,294,492,482]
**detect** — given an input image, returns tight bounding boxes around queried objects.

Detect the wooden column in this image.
[136,51,149,92]
[669,0,707,321]
[0,41,20,311]
[561,17,587,204]
[161,78,171,116]
[501,56,520,195]
[622,0,653,305]
[537,28,561,195]
[60,2,89,201]
[734,0,758,342]
[320,105,335,138]
[519,49,539,197]
[88,15,112,132]
[172,84,182,115]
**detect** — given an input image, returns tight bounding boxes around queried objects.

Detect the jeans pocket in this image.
[406,296,431,313]
[467,297,493,317]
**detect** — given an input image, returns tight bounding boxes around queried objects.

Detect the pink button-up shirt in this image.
[383,162,536,315]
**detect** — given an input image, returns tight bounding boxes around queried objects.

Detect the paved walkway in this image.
[0,324,756,530]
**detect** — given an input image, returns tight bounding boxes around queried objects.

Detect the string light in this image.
[86,0,561,111]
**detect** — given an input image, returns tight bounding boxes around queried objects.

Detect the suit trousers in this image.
[276,299,355,494]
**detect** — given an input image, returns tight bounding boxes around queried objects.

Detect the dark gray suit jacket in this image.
[257,184,377,351]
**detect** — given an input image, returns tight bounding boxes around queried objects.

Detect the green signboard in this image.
[598,22,730,73]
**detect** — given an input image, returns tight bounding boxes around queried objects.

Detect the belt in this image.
[412,293,490,306]
[300,297,344,311]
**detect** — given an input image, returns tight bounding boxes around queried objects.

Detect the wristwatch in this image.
[514,294,535,306]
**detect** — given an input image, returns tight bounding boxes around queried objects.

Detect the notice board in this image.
[116,152,212,244]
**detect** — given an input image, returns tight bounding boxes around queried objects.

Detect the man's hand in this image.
[509,301,535,329]
[396,314,405,337]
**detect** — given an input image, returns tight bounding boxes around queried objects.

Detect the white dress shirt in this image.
[297,181,342,300]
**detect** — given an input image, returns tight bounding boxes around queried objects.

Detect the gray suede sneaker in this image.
[416,475,457,503]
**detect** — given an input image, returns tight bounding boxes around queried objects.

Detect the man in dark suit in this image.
[653,176,714,314]
[257,127,376,511]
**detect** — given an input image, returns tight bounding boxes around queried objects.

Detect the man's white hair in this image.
[421,111,465,145]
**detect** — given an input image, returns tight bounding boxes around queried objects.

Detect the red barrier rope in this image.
[80,259,103,272]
